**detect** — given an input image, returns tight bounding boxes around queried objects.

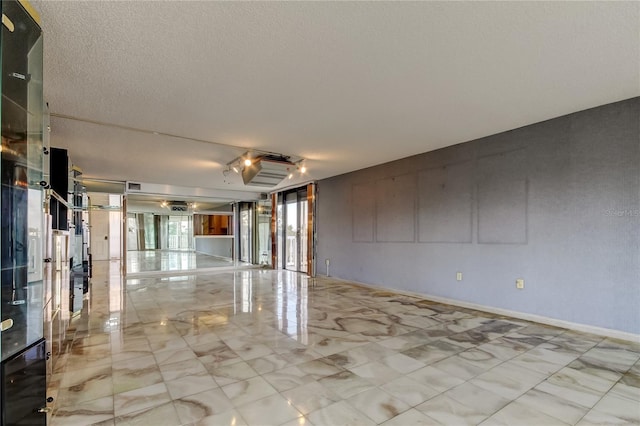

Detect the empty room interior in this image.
[0,1,638,425]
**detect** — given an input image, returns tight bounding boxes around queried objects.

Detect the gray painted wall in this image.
[316,97,639,334]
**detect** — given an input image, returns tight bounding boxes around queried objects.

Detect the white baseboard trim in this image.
[319,275,640,344]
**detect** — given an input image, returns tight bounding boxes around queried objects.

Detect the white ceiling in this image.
[33,1,639,200]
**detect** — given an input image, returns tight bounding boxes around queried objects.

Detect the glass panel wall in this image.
[128,213,191,251]
[166,215,192,250]
[239,203,252,263]
[299,197,308,273]
[127,213,156,252]
[256,199,271,266]
[126,214,138,250]
[278,187,308,273]
[276,199,283,269]
[143,213,156,249]
[285,193,297,271]
[108,194,122,259]
[1,0,44,360]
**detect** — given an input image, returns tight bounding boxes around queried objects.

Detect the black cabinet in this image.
[49,148,68,231]
[0,339,46,425]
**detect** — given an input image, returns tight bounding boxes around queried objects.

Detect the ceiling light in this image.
[226,151,305,186]
[241,159,295,186]
[300,165,306,173]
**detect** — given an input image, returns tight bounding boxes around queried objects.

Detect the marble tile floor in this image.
[126,250,257,275]
[48,261,640,426]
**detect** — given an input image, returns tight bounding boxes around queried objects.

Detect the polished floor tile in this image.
[415,393,490,425]
[48,259,640,425]
[173,388,234,424]
[515,388,589,425]
[380,376,440,407]
[480,400,569,426]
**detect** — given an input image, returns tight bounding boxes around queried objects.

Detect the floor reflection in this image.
[126,250,257,275]
[47,261,640,426]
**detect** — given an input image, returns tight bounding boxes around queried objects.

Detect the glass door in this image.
[285,193,297,270]
[166,215,192,250]
[283,189,308,273]
[299,197,308,273]
[127,213,158,251]
[256,199,271,266]
[239,203,252,263]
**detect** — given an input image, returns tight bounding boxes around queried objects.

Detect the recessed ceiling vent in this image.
[127,182,142,191]
[169,201,188,212]
[242,158,294,187]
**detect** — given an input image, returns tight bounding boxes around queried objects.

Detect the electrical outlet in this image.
[325,259,330,266]
[456,272,463,281]
[516,279,525,289]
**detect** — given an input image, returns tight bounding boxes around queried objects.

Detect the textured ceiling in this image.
[33,1,640,199]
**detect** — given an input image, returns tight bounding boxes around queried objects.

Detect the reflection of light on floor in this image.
[126,250,248,274]
[104,316,120,332]
[238,271,252,313]
[275,271,308,343]
[109,260,122,320]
